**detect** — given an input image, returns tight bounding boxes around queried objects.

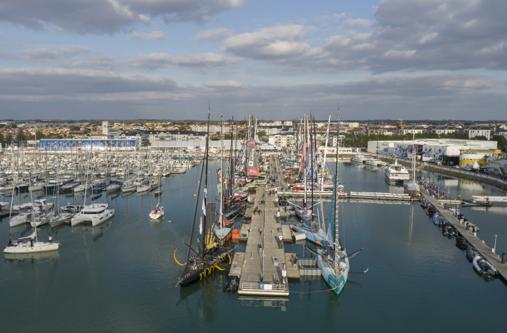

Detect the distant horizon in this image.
[1,118,506,123]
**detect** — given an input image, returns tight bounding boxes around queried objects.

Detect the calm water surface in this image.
[1,163,506,333]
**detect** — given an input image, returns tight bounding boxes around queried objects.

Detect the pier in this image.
[278,191,414,202]
[421,191,507,281]
[235,185,290,297]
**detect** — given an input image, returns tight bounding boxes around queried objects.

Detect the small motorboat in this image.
[432,212,447,226]
[472,255,497,279]
[106,183,121,193]
[149,206,165,220]
[442,225,456,238]
[455,235,468,250]
[465,246,478,262]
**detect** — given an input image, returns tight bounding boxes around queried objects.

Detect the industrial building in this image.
[38,137,139,152]
[367,139,499,166]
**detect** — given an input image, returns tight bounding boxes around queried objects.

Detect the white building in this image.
[189,124,222,134]
[102,121,109,136]
[433,128,457,135]
[399,128,425,135]
[367,138,497,165]
[268,134,295,149]
[467,128,492,140]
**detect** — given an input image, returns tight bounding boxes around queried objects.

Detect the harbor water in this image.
[1,163,506,332]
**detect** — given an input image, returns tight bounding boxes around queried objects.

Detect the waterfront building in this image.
[38,137,139,152]
[368,138,498,166]
[467,128,493,140]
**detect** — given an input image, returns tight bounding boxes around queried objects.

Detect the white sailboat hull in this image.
[4,241,59,254]
[71,207,115,227]
[9,213,31,227]
[149,207,165,220]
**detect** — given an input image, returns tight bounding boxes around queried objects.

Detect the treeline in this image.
[0,129,64,147]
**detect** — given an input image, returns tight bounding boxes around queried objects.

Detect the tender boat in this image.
[71,203,115,227]
[351,154,366,165]
[472,255,497,279]
[149,205,165,220]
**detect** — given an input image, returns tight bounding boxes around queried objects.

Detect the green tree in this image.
[257,130,268,142]
[5,132,13,146]
[35,129,44,140]
[0,132,4,148]
[493,135,506,151]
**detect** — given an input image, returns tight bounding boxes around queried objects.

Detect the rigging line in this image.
[184,126,208,263]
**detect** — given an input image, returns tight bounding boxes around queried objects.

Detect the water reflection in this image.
[4,251,60,261]
[70,220,113,241]
[238,296,288,311]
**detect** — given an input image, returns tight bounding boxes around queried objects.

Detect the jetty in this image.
[422,190,507,282]
[278,191,414,202]
[235,185,290,297]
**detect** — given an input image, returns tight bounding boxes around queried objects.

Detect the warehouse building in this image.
[367,139,498,166]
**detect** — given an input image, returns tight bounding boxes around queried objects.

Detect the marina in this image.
[3,0,507,330]
[1,149,506,332]
[421,190,507,281]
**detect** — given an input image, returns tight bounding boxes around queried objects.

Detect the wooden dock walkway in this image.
[422,191,507,282]
[278,191,414,202]
[237,185,290,297]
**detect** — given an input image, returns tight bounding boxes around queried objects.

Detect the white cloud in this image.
[130,52,238,69]
[206,80,242,88]
[343,18,372,28]
[129,31,165,40]
[418,32,438,45]
[383,49,417,59]
[223,24,321,60]
[21,47,90,60]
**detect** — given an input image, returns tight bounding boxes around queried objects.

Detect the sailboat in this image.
[149,175,165,220]
[316,125,350,296]
[288,115,318,223]
[291,116,334,246]
[4,225,59,254]
[175,111,233,287]
[71,151,115,227]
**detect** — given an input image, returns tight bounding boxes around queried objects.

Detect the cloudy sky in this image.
[0,0,506,120]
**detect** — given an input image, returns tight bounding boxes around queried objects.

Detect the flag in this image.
[199,187,207,235]
[201,197,206,216]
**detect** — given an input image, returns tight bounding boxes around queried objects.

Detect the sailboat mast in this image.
[229,117,235,206]
[303,116,307,206]
[310,115,315,215]
[321,115,331,191]
[219,114,224,230]
[333,118,341,253]
[201,110,210,256]
[412,132,416,181]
